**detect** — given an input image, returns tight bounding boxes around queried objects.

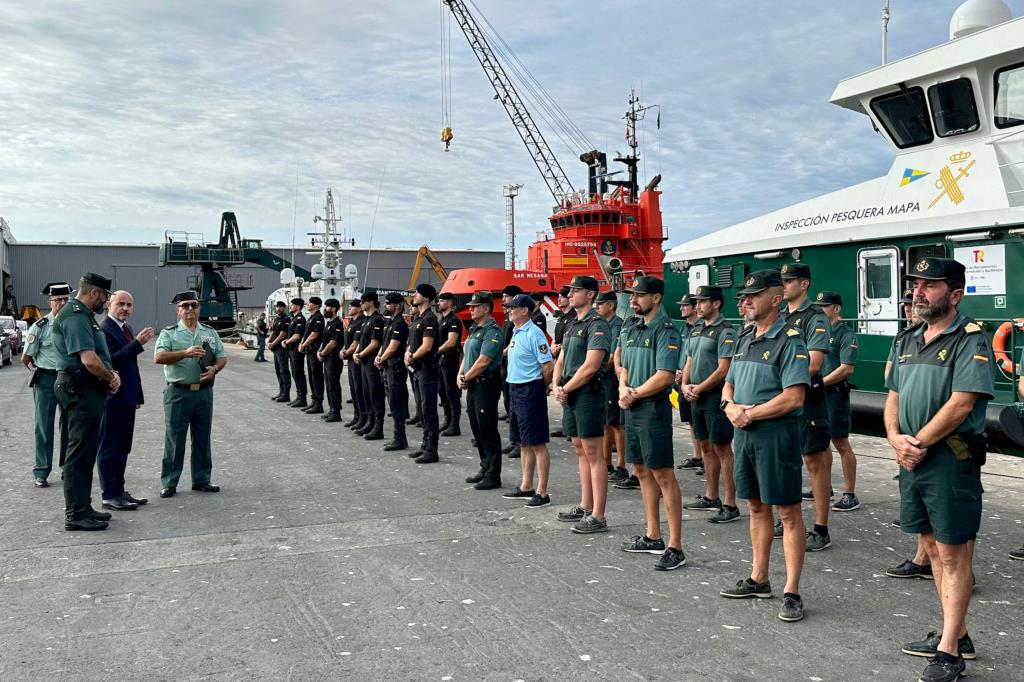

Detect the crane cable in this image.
[440,3,454,150]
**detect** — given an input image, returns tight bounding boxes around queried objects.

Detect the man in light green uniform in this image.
[154,291,227,498]
[597,291,626,481]
[52,273,119,531]
[23,282,72,487]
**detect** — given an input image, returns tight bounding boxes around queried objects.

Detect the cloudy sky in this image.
[1,0,1014,255]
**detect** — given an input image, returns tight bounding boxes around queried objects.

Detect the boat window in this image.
[612,213,621,224]
[907,243,947,266]
[574,214,583,226]
[550,219,558,229]
[927,78,979,137]
[623,214,636,224]
[864,256,892,299]
[869,87,934,148]
[995,61,1024,129]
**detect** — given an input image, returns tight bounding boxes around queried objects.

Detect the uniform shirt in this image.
[686,315,737,386]
[560,307,611,382]
[384,314,409,366]
[154,321,226,384]
[287,310,307,350]
[462,318,503,375]
[438,311,463,365]
[52,298,111,372]
[620,310,681,392]
[507,319,553,384]
[884,313,994,437]
[345,314,365,350]
[358,312,385,352]
[553,312,570,346]
[303,311,325,347]
[603,314,624,375]
[321,316,344,352]
[409,309,439,364]
[726,316,810,415]
[677,319,697,370]
[782,299,831,363]
[25,312,61,370]
[271,312,291,341]
[256,318,269,337]
[531,309,548,335]
[823,319,858,376]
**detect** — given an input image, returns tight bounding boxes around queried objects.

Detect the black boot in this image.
[407,415,421,426]
[364,417,385,441]
[324,411,342,423]
[271,393,283,401]
[415,449,439,464]
[275,394,291,402]
[344,414,361,428]
[355,415,375,436]
[289,396,308,408]
[441,421,461,437]
[408,442,426,459]
[306,402,324,415]
[383,429,408,451]
[351,415,369,432]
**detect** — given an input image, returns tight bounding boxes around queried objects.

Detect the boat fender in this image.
[991,319,1024,374]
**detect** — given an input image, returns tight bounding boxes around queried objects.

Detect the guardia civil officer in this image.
[318,298,345,423]
[154,291,227,499]
[675,294,704,473]
[377,292,410,451]
[885,258,992,682]
[23,282,72,488]
[618,276,686,570]
[458,291,505,487]
[553,275,611,534]
[406,283,441,463]
[52,273,120,531]
[343,300,366,428]
[267,301,291,402]
[254,313,269,362]
[780,263,834,551]
[354,292,386,440]
[549,286,572,438]
[610,307,642,490]
[680,285,740,524]
[719,270,809,622]
[282,298,308,408]
[436,292,464,436]
[596,291,626,482]
[299,297,326,414]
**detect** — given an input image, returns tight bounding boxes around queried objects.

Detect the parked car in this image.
[0,332,10,367]
[0,316,21,354]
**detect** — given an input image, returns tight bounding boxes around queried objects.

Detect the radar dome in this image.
[344,264,358,279]
[279,267,295,285]
[310,263,326,280]
[950,0,1012,40]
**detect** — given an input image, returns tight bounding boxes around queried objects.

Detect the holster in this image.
[945,433,987,467]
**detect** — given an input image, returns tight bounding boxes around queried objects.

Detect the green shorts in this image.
[602,372,622,426]
[799,394,830,455]
[562,382,605,439]
[899,443,983,545]
[733,418,802,505]
[624,396,674,469]
[691,392,734,445]
[826,390,851,439]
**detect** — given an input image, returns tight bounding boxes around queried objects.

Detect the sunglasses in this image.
[49,297,69,303]
[178,302,199,310]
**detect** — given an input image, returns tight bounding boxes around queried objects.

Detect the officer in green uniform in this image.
[52,273,119,531]
[676,294,705,473]
[154,291,227,499]
[719,269,810,622]
[23,282,72,487]
[458,291,505,488]
[618,275,686,571]
[885,258,993,682]
[596,291,626,481]
[553,275,611,534]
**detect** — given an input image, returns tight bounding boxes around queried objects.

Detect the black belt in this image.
[36,368,57,375]
[168,381,210,391]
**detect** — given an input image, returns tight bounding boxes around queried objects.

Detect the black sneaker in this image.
[524,494,550,509]
[654,547,686,571]
[677,457,703,469]
[612,475,640,490]
[556,505,590,522]
[33,477,49,488]
[683,495,722,510]
[621,535,665,554]
[607,467,628,483]
[777,593,804,622]
[773,520,784,538]
[1009,545,1024,561]
[501,486,535,499]
[902,631,976,660]
[802,488,834,500]
[918,652,966,682]
[720,578,772,599]
[708,506,741,524]
[805,530,832,552]
[570,515,608,534]
[886,559,934,580]
[832,492,861,511]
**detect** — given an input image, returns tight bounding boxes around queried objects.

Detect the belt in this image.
[168,381,210,391]
[36,368,58,375]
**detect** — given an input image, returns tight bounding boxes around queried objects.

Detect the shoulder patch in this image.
[36,317,49,329]
[786,328,800,337]
[964,322,981,334]
[163,324,177,331]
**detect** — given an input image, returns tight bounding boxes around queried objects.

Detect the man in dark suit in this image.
[97,290,154,510]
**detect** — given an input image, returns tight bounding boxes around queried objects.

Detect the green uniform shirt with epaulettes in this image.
[462,318,503,374]
[884,313,994,436]
[686,315,737,385]
[782,299,831,357]
[823,319,858,375]
[620,311,681,391]
[25,313,62,370]
[678,320,696,370]
[726,316,810,414]
[560,308,611,381]
[603,314,623,375]
[155,321,226,384]
[52,298,111,372]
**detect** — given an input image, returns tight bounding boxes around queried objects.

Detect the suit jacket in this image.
[101,316,145,409]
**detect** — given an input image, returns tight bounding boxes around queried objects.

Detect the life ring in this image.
[992,319,1024,374]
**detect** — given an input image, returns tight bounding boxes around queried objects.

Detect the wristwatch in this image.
[720,398,734,411]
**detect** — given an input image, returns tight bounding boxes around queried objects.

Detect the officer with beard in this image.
[282,298,307,408]
[268,301,291,402]
[377,291,410,451]
[318,298,345,423]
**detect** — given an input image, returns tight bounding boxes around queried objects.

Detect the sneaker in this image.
[720,578,773,599]
[607,467,629,483]
[777,594,804,622]
[886,559,934,580]
[683,495,722,511]
[612,475,640,490]
[918,652,966,682]
[570,515,608,534]
[621,535,665,554]
[708,506,741,524]
[695,467,704,476]
[654,547,686,571]
[773,520,784,538]
[557,505,591,522]
[892,518,902,527]
[832,492,861,512]
[677,457,703,469]
[802,488,834,500]
[805,530,832,552]
[902,631,976,660]
[524,494,551,509]
[1009,545,1024,561]
[501,486,535,499]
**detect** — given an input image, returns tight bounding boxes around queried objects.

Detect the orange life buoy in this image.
[992,319,1024,374]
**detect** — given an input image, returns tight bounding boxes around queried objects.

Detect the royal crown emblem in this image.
[745,277,755,287]
[781,265,790,273]
[816,292,823,300]
[949,150,971,164]
[915,259,930,272]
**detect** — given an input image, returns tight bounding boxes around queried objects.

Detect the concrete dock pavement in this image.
[1,344,1022,680]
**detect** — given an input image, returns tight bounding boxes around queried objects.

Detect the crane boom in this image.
[443,0,575,202]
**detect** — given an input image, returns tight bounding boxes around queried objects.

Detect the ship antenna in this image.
[882,0,891,64]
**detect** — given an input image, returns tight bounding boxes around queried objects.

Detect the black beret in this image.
[558,286,571,298]
[324,298,341,308]
[291,297,305,306]
[384,291,406,304]
[361,291,379,304]
[275,300,287,307]
[308,296,322,306]
[416,283,437,300]
[438,292,456,301]
[502,285,524,297]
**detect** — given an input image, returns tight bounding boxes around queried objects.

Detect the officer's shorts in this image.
[825,390,851,440]
[562,382,605,439]
[899,444,983,545]
[602,372,622,427]
[624,396,674,469]
[678,391,692,423]
[799,395,831,455]
[509,380,549,446]
[691,392,734,445]
[733,418,802,506]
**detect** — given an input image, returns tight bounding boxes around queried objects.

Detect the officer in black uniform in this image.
[355,292,386,440]
[406,283,441,463]
[343,300,365,428]
[530,293,548,335]
[319,298,345,423]
[377,291,410,451]
[268,301,291,402]
[407,305,423,427]
[436,292,463,436]
[300,297,326,414]
[282,297,307,408]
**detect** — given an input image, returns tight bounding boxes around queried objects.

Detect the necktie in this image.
[122,324,132,342]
